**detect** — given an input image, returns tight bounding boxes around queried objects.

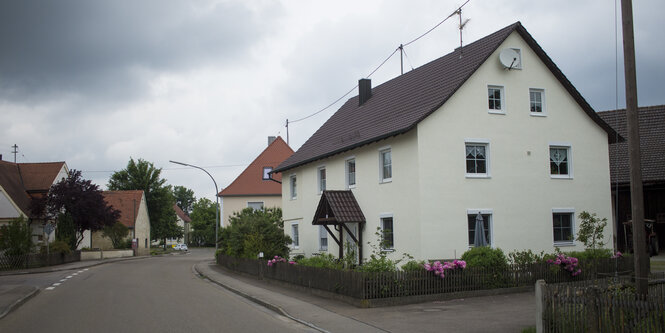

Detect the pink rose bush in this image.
[423,259,466,278]
[267,256,296,266]
[611,251,623,259]
[547,253,581,277]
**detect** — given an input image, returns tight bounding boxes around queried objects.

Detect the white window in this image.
[247,202,263,211]
[380,215,394,250]
[262,167,273,180]
[529,88,545,115]
[379,148,392,182]
[488,85,505,114]
[291,222,299,248]
[467,210,492,247]
[290,174,297,199]
[346,158,356,188]
[553,209,575,245]
[465,140,490,178]
[319,226,328,251]
[549,145,572,178]
[318,167,326,194]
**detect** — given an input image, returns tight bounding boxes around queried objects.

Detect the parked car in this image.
[174,244,188,251]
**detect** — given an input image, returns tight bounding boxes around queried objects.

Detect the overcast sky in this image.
[1,0,663,203]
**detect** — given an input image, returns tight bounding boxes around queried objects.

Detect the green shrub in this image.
[0,216,33,256]
[461,246,508,270]
[41,240,72,255]
[401,260,425,272]
[508,249,546,266]
[297,253,343,270]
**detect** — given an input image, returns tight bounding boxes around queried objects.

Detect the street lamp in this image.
[169,160,220,252]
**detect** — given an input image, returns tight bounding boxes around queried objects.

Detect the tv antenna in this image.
[456,8,470,58]
[11,144,18,163]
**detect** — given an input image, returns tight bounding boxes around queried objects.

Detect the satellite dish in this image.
[499,48,521,69]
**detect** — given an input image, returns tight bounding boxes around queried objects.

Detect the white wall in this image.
[416,32,613,259]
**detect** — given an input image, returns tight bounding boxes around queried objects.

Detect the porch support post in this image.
[358,224,363,265]
[338,224,344,260]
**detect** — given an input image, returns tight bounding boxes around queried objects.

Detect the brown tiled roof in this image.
[220,136,293,197]
[0,160,68,218]
[274,22,619,173]
[313,190,365,225]
[173,203,191,223]
[0,161,33,218]
[102,190,144,228]
[598,105,665,184]
[17,162,67,192]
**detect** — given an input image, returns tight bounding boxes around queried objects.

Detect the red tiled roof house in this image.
[219,136,293,226]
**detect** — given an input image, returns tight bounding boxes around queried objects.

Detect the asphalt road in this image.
[0,248,314,332]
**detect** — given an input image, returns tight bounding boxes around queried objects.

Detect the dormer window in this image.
[262,167,272,180]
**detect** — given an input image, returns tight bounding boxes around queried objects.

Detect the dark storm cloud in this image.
[0,1,274,105]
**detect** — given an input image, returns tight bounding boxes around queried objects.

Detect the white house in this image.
[272,22,619,262]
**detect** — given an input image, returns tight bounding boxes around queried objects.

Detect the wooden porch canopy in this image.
[313,190,366,264]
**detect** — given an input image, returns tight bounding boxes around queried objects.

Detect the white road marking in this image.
[59,279,66,282]
[66,276,72,279]
[53,283,61,286]
[46,287,55,290]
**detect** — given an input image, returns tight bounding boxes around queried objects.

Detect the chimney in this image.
[268,136,277,146]
[358,78,372,106]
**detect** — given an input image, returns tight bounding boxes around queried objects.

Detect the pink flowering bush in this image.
[547,253,581,277]
[423,259,466,279]
[611,251,623,259]
[267,255,296,267]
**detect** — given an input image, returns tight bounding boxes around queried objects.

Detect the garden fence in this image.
[538,278,665,332]
[0,251,81,271]
[216,254,633,301]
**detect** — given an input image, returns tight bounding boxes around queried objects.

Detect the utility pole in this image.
[11,144,18,163]
[285,119,289,145]
[621,0,648,295]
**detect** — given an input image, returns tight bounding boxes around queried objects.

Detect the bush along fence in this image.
[0,251,81,271]
[216,253,634,307]
[536,277,665,332]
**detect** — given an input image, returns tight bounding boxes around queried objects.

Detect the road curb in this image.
[0,286,39,320]
[193,262,329,333]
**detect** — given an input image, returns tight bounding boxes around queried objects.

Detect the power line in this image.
[286,1,471,128]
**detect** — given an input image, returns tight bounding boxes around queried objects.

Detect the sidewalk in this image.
[194,261,536,333]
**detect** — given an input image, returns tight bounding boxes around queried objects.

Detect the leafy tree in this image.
[0,216,33,256]
[33,170,120,248]
[219,207,291,259]
[102,222,129,249]
[108,158,182,245]
[576,211,607,251]
[189,197,217,246]
[173,185,196,214]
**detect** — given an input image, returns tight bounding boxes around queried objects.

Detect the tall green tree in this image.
[219,207,291,259]
[32,170,120,248]
[102,222,130,249]
[189,197,216,246]
[173,185,196,214]
[108,158,182,245]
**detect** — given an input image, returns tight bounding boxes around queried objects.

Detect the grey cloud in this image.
[0,1,278,105]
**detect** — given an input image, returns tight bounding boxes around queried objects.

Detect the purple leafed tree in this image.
[32,170,120,248]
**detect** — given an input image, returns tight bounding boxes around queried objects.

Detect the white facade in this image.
[282,31,613,261]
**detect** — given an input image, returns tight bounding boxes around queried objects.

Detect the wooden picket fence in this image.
[0,251,81,271]
[539,277,665,332]
[216,254,634,301]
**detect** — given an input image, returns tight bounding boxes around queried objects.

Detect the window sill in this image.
[347,185,356,190]
[381,248,395,253]
[488,110,506,115]
[380,179,392,184]
[466,174,491,179]
[530,112,547,117]
[554,242,575,247]
[550,175,573,180]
